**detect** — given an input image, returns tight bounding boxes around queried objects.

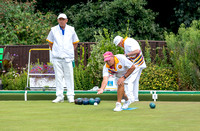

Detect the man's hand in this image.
[49,43,53,50]
[117,77,125,86]
[97,88,104,94]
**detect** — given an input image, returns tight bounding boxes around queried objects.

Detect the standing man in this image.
[113,36,146,101]
[97,51,137,111]
[46,13,79,103]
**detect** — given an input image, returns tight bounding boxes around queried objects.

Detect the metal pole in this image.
[25,48,51,101]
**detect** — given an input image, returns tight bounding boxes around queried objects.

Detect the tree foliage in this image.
[65,0,165,42]
[12,0,200,41]
[33,0,112,14]
[0,0,56,45]
[170,0,200,32]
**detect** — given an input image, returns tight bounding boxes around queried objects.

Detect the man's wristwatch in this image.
[126,54,128,57]
[123,75,127,79]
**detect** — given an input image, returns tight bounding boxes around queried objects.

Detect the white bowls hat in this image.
[57,13,67,19]
[113,36,123,46]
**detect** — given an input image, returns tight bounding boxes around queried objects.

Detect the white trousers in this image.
[123,68,143,101]
[53,60,75,98]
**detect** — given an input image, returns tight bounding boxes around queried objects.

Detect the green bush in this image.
[1,68,27,90]
[74,45,96,90]
[86,29,124,86]
[66,0,165,42]
[139,41,178,90]
[0,1,56,45]
[165,20,200,90]
[0,27,180,91]
[74,65,95,90]
[86,28,179,90]
[139,64,178,90]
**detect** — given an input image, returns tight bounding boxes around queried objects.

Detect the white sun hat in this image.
[113,36,123,46]
[57,13,67,19]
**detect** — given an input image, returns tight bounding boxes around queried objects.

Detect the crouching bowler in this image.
[97,51,138,111]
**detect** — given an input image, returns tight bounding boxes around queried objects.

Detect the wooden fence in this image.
[0,40,166,69]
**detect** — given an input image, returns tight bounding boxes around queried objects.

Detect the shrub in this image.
[65,0,165,42]
[140,41,178,90]
[87,29,124,86]
[143,41,152,65]
[74,45,96,90]
[165,20,200,90]
[0,0,56,45]
[139,64,178,90]
[87,28,179,90]
[1,67,27,90]
[74,65,95,90]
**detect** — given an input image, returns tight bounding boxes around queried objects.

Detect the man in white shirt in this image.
[113,36,146,101]
[97,51,137,111]
[46,13,79,103]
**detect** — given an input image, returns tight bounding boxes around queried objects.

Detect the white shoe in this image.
[68,98,74,103]
[135,99,139,102]
[52,97,64,103]
[67,96,74,103]
[113,102,122,112]
[122,100,132,109]
[121,99,126,103]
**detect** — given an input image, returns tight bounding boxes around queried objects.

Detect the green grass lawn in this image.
[0,101,200,131]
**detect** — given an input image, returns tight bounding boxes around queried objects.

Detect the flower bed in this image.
[29,63,55,88]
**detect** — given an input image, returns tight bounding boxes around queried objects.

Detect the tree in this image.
[0,1,56,45]
[33,0,113,14]
[65,0,165,42]
[170,0,200,32]
[146,0,200,33]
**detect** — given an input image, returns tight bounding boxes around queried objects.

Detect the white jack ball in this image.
[94,102,98,106]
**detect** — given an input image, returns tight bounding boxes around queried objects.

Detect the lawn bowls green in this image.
[149,102,156,109]
[1,101,200,130]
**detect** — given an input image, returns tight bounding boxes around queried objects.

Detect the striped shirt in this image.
[123,37,146,69]
[103,54,133,78]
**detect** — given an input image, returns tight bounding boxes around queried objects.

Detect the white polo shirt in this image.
[123,37,146,69]
[46,24,79,62]
[103,54,134,79]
